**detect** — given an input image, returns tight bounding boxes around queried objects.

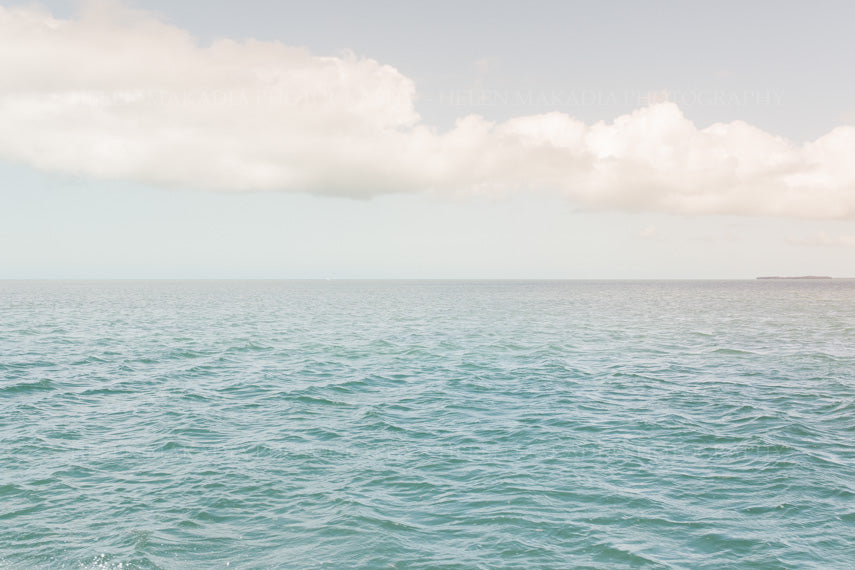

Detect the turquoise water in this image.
[2,280,854,568]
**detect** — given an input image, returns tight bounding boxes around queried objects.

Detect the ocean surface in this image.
[1,280,854,569]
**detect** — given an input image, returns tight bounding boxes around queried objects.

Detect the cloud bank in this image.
[2,1,855,218]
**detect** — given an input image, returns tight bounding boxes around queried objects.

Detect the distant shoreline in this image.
[756,276,832,280]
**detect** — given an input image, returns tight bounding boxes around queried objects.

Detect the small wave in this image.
[224,342,272,354]
[0,359,57,370]
[79,387,136,396]
[291,394,354,408]
[0,378,54,394]
[71,356,109,365]
[709,347,757,355]
[589,539,668,567]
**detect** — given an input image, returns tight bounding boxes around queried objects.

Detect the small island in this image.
[756,275,832,280]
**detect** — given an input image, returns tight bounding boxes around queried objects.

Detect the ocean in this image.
[1,280,854,568]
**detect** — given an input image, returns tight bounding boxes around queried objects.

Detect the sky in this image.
[1,0,855,278]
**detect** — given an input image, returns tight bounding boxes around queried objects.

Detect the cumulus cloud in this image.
[2,1,855,218]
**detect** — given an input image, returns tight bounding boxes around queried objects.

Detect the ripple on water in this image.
[1,280,855,568]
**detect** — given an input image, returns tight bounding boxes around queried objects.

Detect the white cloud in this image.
[2,1,855,218]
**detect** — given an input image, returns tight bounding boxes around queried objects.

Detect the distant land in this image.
[756,276,832,280]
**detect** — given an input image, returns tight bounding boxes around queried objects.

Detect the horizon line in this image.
[1,277,850,282]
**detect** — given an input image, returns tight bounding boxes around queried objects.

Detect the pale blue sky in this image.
[2,0,854,278]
